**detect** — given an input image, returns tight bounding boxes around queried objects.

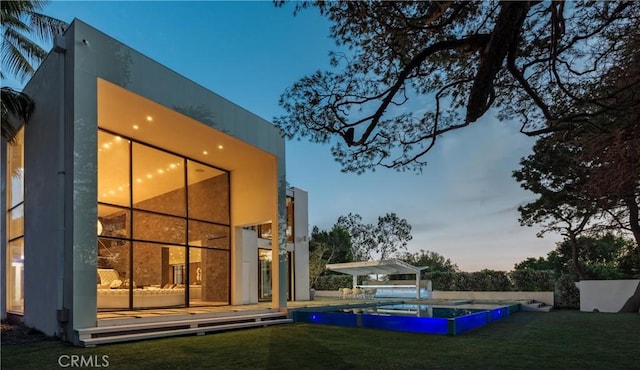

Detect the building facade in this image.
[1,20,309,345]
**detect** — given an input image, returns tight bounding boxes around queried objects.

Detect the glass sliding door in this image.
[258,249,272,301]
[97,129,231,310]
[258,249,292,301]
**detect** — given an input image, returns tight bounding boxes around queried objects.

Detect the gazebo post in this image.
[353,274,358,289]
[415,272,420,299]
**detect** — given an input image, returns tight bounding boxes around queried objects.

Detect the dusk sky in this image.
[24,1,563,271]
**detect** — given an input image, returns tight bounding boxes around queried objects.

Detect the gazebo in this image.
[325,259,429,299]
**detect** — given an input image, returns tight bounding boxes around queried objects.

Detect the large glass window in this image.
[7,240,24,312]
[6,127,25,314]
[187,160,229,224]
[133,144,185,217]
[258,249,292,302]
[98,131,130,207]
[97,130,230,310]
[286,196,294,243]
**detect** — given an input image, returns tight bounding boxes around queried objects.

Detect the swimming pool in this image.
[293,303,518,335]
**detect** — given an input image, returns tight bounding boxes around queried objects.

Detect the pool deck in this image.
[83,298,522,345]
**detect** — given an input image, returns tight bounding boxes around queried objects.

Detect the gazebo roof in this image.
[325,259,427,276]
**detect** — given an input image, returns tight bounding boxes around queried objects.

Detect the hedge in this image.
[315,269,557,292]
[313,275,368,290]
[428,269,555,292]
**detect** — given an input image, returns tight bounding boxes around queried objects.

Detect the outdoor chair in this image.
[341,288,352,299]
[351,287,363,299]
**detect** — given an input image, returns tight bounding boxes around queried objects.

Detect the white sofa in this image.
[97,268,187,309]
[97,288,185,309]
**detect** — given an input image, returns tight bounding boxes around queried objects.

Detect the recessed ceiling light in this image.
[202,150,208,155]
[109,190,115,195]
[115,136,122,142]
[169,163,177,169]
[133,124,139,130]
[103,143,110,149]
[102,193,107,197]
[146,116,153,122]
[146,174,153,179]
[136,178,142,183]
[118,186,123,191]
[157,169,164,174]
[218,145,223,149]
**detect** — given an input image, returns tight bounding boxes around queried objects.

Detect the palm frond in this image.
[1,29,45,81]
[1,0,67,82]
[1,1,37,20]
[1,12,31,33]
[1,87,34,142]
[27,11,67,42]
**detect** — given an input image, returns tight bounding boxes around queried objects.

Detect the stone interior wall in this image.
[98,174,230,301]
[201,248,230,301]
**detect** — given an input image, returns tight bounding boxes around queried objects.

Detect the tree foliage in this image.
[393,249,458,280]
[308,225,352,287]
[514,234,639,279]
[513,135,602,279]
[372,212,412,260]
[335,213,376,261]
[1,0,67,141]
[1,87,33,142]
[276,1,639,173]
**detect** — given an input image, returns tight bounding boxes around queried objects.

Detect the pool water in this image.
[293,303,518,335]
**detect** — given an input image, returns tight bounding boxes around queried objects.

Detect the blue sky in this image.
[27,1,561,271]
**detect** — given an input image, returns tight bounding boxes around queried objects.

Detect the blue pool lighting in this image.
[293,303,519,336]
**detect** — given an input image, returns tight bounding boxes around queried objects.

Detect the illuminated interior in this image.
[6,128,25,313]
[96,79,278,310]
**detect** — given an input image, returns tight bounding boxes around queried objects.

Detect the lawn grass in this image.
[2,310,639,369]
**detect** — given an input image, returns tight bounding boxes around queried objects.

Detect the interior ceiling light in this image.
[202,150,208,155]
[218,145,223,149]
[146,115,153,122]
[132,124,139,130]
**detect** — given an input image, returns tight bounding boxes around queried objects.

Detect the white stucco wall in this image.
[292,187,309,301]
[579,280,640,313]
[432,291,554,306]
[232,228,258,304]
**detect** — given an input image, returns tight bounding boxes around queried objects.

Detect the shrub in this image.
[313,275,366,290]
[469,270,512,291]
[555,274,580,309]
[430,270,555,291]
[510,270,555,291]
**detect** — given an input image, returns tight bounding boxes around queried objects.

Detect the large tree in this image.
[276,1,639,173]
[372,212,412,260]
[514,234,639,279]
[513,27,640,269]
[308,225,352,287]
[394,249,458,280]
[335,213,376,261]
[1,0,67,141]
[335,212,413,261]
[513,136,600,279]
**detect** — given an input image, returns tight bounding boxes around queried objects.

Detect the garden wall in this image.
[579,279,640,313]
[432,291,554,306]
[314,290,554,305]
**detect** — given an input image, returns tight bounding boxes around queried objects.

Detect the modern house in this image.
[1,19,309,345]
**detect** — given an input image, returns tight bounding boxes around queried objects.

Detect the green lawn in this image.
[2,310,639,369]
